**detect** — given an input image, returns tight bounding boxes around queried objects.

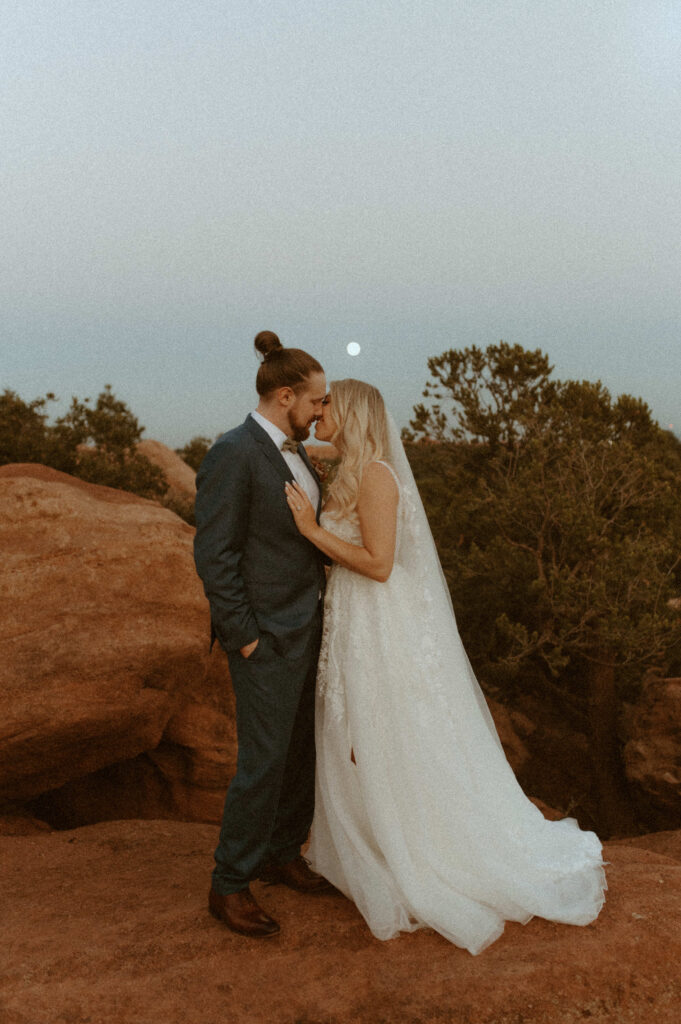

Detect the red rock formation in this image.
[0,464,233,823]
[137,439,196,499]
[622,676,681,830]
[0,813,52,836]
[30,678,237,827]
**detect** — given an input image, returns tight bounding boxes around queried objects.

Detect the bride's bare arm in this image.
[285,462,398,582]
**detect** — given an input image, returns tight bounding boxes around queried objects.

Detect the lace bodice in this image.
[319,509,362,544]
[320,460,401,549]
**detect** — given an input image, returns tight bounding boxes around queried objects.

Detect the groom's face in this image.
[286,371,327,442]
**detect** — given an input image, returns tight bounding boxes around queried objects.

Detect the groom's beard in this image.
[287,411,314,443]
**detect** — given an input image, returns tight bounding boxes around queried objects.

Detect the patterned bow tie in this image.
[281,438,300,454]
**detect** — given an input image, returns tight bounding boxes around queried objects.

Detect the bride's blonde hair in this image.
[325,379,390,519]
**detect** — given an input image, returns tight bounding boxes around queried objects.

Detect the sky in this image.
[2,0,680,447]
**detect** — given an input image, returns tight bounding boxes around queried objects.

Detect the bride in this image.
[284,378,607,955]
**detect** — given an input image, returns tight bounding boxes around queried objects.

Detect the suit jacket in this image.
[194,414,326,656]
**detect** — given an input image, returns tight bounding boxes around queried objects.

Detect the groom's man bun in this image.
[254,330,284,360]
[254,330,324,396]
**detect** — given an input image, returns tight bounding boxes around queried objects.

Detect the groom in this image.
[194,332,330,938]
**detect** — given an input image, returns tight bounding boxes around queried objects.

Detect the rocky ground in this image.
[2,819,680,1024]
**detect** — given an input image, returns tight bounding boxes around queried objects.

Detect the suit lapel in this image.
[244,415,323,519]
[244,414,294,486]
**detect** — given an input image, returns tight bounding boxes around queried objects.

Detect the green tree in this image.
[176,436,214,472]
[0,389,78,471]
[0,386,167,502]
[408,343,681,835]
[406,341,555,448]
[58,384,146,452]
[56,385,167,499]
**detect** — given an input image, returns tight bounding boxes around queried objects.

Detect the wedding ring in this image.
[296,505,302,511]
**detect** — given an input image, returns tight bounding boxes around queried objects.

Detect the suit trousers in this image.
[212,608,322,894]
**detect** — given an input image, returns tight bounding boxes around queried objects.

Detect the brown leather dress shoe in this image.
[259,854,332,893]
[208,885,280,937]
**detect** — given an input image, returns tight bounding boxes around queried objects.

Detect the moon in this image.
[346,342,361,357]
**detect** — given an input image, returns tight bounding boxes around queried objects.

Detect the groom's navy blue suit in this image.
[194,414,326,894]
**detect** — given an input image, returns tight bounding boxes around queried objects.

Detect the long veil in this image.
[384,412,503,751]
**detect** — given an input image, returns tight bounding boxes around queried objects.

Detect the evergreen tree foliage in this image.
[407,342,681,833]
[175,436,214,472]
[0,386,167,500]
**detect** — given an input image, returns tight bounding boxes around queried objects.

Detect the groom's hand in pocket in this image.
[240,638,259,659]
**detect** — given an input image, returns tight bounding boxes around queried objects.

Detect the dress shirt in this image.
[250,410,320,510]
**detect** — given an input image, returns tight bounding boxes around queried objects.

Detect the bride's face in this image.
[314,392,339,443]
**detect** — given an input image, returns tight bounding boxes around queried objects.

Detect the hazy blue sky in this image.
[3,1,680,445]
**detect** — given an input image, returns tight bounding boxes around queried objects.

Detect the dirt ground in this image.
[2,820,681,1024]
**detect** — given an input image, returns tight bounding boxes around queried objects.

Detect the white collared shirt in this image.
[250,410,320,510]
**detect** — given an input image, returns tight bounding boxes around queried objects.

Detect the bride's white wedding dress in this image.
[307,445,607,955]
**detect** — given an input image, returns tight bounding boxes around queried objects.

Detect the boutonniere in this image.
[308,454,339,499]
